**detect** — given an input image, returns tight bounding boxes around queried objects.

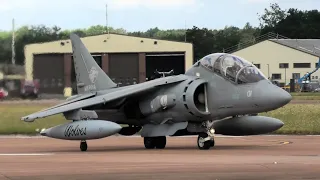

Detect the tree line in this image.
[1,3,320,66]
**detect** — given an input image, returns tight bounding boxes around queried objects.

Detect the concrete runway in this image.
[0,136,319,180]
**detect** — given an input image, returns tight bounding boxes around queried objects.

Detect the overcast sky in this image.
[0,0,319,32]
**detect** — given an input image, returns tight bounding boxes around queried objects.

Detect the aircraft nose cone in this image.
[272,87,292,107]
[254,81,292,111]
[280,89,292,105]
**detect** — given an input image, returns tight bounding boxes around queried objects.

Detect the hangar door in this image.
[146,53,185,80]
[109,53,139,87]
[33,54,65,94]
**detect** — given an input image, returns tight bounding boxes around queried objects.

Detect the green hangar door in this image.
[146,53,185,80]
[33,54,65,94]
[109,53,139,87]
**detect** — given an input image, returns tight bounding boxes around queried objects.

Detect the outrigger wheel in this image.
[80,140,87,151]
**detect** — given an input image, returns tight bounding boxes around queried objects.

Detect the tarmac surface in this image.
[0,135,319,180]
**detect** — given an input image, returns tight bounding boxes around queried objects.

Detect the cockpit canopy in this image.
[199,53,267,84]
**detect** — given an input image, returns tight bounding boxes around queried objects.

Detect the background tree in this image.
[0,3,319,66]
[258,3,320,38]
[239,22,260,44]
[258,3,287,32]
[0,31,11,64]
[274,9,320,38]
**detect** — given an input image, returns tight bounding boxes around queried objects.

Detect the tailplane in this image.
[70,33,117,94]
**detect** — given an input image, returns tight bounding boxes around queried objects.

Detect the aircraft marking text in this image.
[89,66,99,83]
[64,125,87,137]
[84,84,96,92]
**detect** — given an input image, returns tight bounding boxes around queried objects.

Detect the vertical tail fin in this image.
[70,33,117,94]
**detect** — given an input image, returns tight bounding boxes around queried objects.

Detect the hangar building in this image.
[24,33,193,97]
[225,32,320,86]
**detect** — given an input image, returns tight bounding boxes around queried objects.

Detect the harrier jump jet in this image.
[21,34,291,151]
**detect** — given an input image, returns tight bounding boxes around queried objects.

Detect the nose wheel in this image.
[80,140,87,151]
[197,128,215,150]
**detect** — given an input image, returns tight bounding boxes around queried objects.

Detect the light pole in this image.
[12,18,15,65]
[267,64,270,79]
[284,67,287,85]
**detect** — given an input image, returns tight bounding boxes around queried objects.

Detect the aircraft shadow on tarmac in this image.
[32,145,272,153]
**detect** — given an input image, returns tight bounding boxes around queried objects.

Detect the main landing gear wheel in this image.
[144,136,166,149]
[80,140,87,151]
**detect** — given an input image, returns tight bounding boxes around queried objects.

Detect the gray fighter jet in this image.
[21,33,292,151]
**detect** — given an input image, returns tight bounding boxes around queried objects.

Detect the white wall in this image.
[232,40,320,84]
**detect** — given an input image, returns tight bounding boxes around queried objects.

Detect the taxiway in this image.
[0,135,319,180]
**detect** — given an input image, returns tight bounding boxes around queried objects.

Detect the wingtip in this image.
[21,116,35,122]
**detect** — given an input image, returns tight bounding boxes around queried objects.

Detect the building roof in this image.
[24,33,194,81]
[224,32,320,58]
[24,33,193,55]
[25,33,191,48]
[268,39,320,57]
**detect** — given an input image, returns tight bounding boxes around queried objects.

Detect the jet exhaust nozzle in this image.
[40,120,122,140]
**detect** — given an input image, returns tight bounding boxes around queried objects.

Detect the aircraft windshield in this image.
[199,53,266,84]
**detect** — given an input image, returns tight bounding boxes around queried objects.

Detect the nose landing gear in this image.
[197,121,215,150]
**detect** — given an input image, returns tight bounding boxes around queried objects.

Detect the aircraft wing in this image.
[38,92,97,112]
[21,75,188,122]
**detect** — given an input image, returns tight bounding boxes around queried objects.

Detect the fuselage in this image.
[82,53,291,126]
[186,63,291,120]
[30,34,289,150]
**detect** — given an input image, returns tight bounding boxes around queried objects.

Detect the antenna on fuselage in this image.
[154,69,174,77]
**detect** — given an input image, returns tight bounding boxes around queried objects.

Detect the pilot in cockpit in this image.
[199,53,266,85]
[222,56,242,82]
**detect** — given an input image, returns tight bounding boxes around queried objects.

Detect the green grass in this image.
[290,92,320,96]
[0,103,320,135]
[290,92,320,100]
[260,104,320,135]
[0,104,65,135]
[292,96,320,100]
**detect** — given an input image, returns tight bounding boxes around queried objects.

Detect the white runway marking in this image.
[0,153,54,156]
[0,135,46,139]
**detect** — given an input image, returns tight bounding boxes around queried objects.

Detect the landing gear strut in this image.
[144,136,166,149]
[80,140,87,151]
[197,121,215,150]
